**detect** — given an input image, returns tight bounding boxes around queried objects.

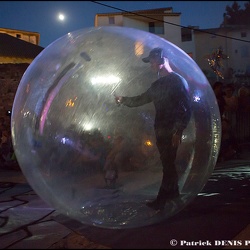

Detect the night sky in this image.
[0,1,248,48]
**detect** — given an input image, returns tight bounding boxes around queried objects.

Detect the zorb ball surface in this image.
[11,26,221,229]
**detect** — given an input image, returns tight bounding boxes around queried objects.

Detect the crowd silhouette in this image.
[213,81,250,162]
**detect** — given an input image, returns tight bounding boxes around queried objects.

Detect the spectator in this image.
[103,127,135,188]
[212,81,226,118]
[223,83,238,129]
[218,118,239,162]
[238,86,250,112]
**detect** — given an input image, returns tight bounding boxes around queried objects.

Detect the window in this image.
[109,16,115,24]
[181,28,192,42]
[16,34,21,38]
[149,22,164,34]
[149,22,155,33]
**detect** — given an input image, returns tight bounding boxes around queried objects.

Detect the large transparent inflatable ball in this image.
[11,26,221,229]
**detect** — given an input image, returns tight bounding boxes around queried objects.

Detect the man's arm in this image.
[115,89,152,107]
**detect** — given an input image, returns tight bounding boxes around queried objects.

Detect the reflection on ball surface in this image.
[11,26,221,229]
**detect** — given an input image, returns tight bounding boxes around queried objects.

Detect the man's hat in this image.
[142,47,163,63]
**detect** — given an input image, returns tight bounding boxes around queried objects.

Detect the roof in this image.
[0,33,44,59]
[97,7,180,16]
[96,7,180,23]
[194,25,250,34]
[0,27,40,36]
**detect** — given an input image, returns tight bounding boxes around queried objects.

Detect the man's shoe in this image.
[146,190,180,211]
[146,199,165,211]
[167,190,180,199]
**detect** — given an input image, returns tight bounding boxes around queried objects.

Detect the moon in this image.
[58,13,65,21]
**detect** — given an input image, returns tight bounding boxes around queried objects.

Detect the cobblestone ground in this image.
[49,232,110,249]
[0,148,250,249]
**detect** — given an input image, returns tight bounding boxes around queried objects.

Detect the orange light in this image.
[65,96,77,107]
[144,140,153,147]
[65,99,75,107]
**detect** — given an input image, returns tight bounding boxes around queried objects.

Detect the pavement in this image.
[0,149,250,249]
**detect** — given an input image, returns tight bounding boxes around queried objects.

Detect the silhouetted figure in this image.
[115,48,191,210]
[218,118,239,162]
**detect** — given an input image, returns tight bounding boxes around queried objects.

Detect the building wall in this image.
[0,56,33,64]
[163,15,181,46]
[180,39,196,59]
[193,27,250,84]
[95,10,250,85]
[95,13,181,47]
[195,33,227,71]
[123,17,148,31]
[228,28,250,74]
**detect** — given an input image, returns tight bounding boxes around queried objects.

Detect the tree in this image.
[222,1,250,26]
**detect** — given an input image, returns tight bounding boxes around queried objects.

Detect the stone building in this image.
[0,30,44,137]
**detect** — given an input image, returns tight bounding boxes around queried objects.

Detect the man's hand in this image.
[114,94,123,105]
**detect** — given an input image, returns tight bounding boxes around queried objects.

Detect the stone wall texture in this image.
[0,63,29,134]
